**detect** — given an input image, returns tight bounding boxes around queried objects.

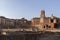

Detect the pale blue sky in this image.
[0,0,60,19]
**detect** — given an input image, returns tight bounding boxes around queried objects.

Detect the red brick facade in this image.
[31,10,60,29]
[0,10,60,29]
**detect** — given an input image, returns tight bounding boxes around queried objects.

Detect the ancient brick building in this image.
[0,10,60,30]
[31,10,60,29]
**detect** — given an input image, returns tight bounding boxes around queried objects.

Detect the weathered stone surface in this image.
[0,32,60,40]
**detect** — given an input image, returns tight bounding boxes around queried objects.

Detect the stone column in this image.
[51,23,54,29]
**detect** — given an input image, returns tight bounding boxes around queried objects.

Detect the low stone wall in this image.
[0,31,60,40]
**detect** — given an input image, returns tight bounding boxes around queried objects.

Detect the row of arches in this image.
[44,25,51,29]
[43,24,59,29]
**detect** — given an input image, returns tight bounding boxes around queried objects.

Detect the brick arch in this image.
[44,24,51,29]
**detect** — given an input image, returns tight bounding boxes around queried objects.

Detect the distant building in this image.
[0,10,60,29]
[31,10,60,29]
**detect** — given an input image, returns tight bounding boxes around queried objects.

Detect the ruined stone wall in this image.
[0,31,60,40]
